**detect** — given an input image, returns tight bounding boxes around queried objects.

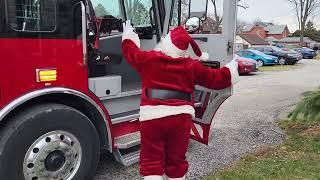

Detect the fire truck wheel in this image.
[0,103,100,180]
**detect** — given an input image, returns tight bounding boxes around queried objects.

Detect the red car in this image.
[235,55,258,74]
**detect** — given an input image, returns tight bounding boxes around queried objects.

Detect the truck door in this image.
[163,0,238,144]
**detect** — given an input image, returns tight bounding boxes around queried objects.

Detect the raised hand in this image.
[122,20,141,48]
[122,20,134,33]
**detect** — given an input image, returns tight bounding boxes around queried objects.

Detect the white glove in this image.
[122,20,141,48]
[123,20,134,33]
[225,58,239,85]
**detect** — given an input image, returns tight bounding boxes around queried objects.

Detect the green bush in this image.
[289,90,320,122]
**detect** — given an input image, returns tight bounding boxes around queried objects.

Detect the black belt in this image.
[147,89,192,102]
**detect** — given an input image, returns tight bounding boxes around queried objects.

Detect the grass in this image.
[289,90,320,122]
[316,54,320,60]
[258,64,301,72]
[204,91,320,180]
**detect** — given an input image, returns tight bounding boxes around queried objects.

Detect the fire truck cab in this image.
[0,0,237,179]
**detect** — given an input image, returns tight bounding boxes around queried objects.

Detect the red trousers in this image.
[139,114,192,178]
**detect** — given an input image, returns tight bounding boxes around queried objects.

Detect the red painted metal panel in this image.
[0,38,116,150]
[0,38,87,108]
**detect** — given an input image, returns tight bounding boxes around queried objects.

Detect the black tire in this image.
[278,58,286,65]
[257,59,264,67]
[0,103,100,180]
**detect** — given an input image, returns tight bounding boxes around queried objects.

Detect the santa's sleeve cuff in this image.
[225,61,240,85]
[122,31,141,48]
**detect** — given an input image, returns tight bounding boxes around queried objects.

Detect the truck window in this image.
[200,0,223,34]
[169,0,180,28]
[166,0,188,30]
[91,0,123,37]
[91,0,122,18]
[124,0,153,27]
[7,0,56,32]
[168,0,223,34]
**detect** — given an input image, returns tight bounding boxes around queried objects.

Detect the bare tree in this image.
[209,0,248,33]
[237,0,249,9]
[287,0,320,46]
[209,0,223,33]
[236,20,249,34]
[181,0,248,33]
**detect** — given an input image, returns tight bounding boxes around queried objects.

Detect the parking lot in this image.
[95,60,320,180]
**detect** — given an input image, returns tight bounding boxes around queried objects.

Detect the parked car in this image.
[234,55,258,74]
[293,48,317,59]
[236,49,278,67]
[282,48,303,61]
[253,46,300,65]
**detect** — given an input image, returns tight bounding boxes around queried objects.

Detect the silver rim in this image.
[23,131,82,180]
[279,58,286,65]
[257,60,263,67]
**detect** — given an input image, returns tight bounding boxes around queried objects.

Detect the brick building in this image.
[242,22,290,40]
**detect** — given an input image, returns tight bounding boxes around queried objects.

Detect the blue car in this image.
[236,49,278,67]
[293,48,317,59]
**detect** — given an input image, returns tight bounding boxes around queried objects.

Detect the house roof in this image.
[239,34,270,45]
[242,22,288,35]
[273,37,317,43]
[242,24,254,32]
[265,25,287,34]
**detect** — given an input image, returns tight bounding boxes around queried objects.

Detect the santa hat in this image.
[159,26,209,61]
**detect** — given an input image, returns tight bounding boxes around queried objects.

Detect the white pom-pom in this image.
[199,52,209,61]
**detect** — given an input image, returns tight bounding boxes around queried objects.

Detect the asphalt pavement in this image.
[94,60,320,180]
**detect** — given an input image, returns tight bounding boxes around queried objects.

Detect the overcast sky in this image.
[237,0,319,32]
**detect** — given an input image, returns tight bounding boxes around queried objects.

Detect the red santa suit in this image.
[122,22,239,180]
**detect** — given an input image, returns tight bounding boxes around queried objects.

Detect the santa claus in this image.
[122,20,239,180]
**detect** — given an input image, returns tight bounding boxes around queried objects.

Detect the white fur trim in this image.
[199,52,209,61]
[154,32,186,58]
[225,60,240,85]
[122,31,141,48]
[167,177,185,180]
[144,175,164,180]
[139,105,195,121]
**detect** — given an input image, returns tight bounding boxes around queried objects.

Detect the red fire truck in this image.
[0,0,237,179]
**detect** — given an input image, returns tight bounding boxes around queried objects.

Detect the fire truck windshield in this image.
[123,0,153,27]
[91,0,153,28]
[91,0,122,19]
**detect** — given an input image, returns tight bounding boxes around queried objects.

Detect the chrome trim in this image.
[99,34,122,41]
[23,130,82,180]
[112,114,139,125]
[113,149,140,167]
[193,86,232,125]
[0,87,113,152]
[114,131,141,149]
[162,0,173,36]
[81,2,87,66]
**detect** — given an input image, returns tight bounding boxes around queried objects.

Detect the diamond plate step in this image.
[113,148,140,166]
[115,132,141,149]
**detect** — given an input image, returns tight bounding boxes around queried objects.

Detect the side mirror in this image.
[186,17,200,33]
[189,0,208,20]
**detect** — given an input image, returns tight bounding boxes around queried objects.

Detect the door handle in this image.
[193,37,208,42]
